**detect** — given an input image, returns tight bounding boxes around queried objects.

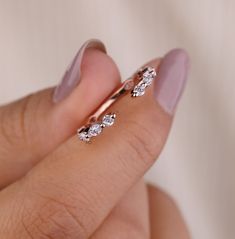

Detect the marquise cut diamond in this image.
[132,83,146,97]
[78,112,116,142]
[132,67,157,97]
[142,67,157,86]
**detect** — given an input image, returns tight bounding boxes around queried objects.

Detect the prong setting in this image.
[131,66,157,97]
[102,113,116,127]
[78,130,90,142]
[78,113,116,142]
[77,66,156,143]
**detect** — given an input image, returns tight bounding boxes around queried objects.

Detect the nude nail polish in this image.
[53,39,106,103]
[154,49,190,114]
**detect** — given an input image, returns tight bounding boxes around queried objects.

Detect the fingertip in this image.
[154,48,190,115]
[52,47,121,140]
[53,39,107,103]
[81,48,121,87]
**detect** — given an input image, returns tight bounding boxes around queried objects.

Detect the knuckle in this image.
[0,94,34,146]
[20,195,89,239]
[17,175,95,239]
[121,118,160,166]
[19,172,100,239]
[17,94,34,142]
[0,89,52,149]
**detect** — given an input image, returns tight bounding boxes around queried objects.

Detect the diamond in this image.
[78,131,90,142]
[132,67,157,97]
[142,67,157,86]
[142,75,153,86]
[88,123,102,137]
[102,113,116,127]
[132,83,146,97]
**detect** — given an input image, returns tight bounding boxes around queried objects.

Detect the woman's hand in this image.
[0,40,189,238]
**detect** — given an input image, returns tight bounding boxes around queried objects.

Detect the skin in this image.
[0,49,190,238]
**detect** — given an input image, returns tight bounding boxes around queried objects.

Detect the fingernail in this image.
[154,49,190,114]
[53,39,106,103]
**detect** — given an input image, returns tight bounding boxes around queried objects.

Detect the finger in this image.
[90,180,149,239]
[148,184,190,239]
[0,39,120,188]
[0,49,189,239]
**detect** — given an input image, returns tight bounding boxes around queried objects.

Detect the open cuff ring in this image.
[77,66,157,142]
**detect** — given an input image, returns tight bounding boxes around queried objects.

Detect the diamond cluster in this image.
[78,113,116,142]
[132,67,157,97]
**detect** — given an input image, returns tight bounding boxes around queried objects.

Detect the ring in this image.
[77,78,134,142]
[131,66,157,97]
[77,66,157,142]
[78,112,116,142]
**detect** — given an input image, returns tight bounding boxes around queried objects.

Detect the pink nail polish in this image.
[53,39,106,103]
[154,49,190,114]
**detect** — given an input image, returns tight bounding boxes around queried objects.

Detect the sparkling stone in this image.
[142,67,157,86]
[88,123,102,137]
[78,131,90,142]
[102,113,115,127]
[142,75,153,86]
[132,83,146,97]
[144,67,157,77]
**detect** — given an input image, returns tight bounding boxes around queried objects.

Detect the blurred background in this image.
[0,1,234,238]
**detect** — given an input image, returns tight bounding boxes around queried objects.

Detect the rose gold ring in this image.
[77,66,157,142]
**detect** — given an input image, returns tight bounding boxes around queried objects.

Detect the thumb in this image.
[0,39,120,188]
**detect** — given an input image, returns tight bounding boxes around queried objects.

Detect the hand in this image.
[0,39,190,238]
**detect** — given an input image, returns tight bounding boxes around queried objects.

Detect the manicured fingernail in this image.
[154,49,190,114]
[53,39,106,103]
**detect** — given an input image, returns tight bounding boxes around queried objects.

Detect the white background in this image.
[0,1,234,238]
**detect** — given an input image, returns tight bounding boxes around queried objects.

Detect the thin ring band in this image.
[77,78,135,142]
[77,66,157,142]
[87,78,135,124]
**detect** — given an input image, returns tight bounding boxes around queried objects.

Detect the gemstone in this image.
[88,123,102,137]
[102,113,116,127]
[132,83,146,97]
[78,131,90,142]
[142,75,153,86]
[142,67,157,86]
